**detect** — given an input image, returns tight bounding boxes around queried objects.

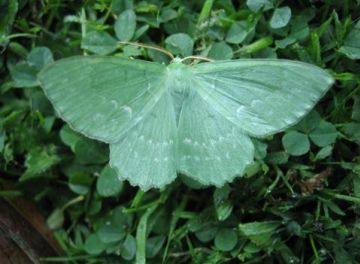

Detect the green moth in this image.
[38,56,333,190]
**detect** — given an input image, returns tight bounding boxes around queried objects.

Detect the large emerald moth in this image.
[38,56,334,190]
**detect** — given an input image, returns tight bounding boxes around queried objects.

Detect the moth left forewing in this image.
[191,59,334,138]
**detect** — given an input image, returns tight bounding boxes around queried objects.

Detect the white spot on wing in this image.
[134,116,143,123]
[250,99,261,108]
[236,105,247,117]
[147,83,152,93]
[111,100,118,109]
[121,105,133,118]
[184,155,191,160]
[183,138,191,144]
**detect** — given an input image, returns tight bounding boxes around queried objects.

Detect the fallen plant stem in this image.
[118,41,174,59]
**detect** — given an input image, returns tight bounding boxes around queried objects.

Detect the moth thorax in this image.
[167,62,191,96]
[171,76,190,96]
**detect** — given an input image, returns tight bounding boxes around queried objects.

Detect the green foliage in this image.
[165,33,194,56]
[239,221,280,246]
[9,46,53,87]
[0,0,18,44]
[1,0,360,263]
[96,166,123,197]
[339,21,360,59]
[81,31,118,55]
[282,131,310,156]
[115,10,137,41]
[270,6,292,29]
[214,228,238,251]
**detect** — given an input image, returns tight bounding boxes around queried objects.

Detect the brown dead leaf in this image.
[298,167,332,194]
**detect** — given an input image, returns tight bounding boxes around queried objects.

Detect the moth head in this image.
[171,57,183,64]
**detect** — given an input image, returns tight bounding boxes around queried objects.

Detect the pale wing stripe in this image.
[197,74,307,103]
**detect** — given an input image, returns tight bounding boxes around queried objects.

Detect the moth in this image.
[38,55,334,190]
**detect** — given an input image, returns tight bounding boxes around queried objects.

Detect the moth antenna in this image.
[181,56,214,63]
[118,41,174,59]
